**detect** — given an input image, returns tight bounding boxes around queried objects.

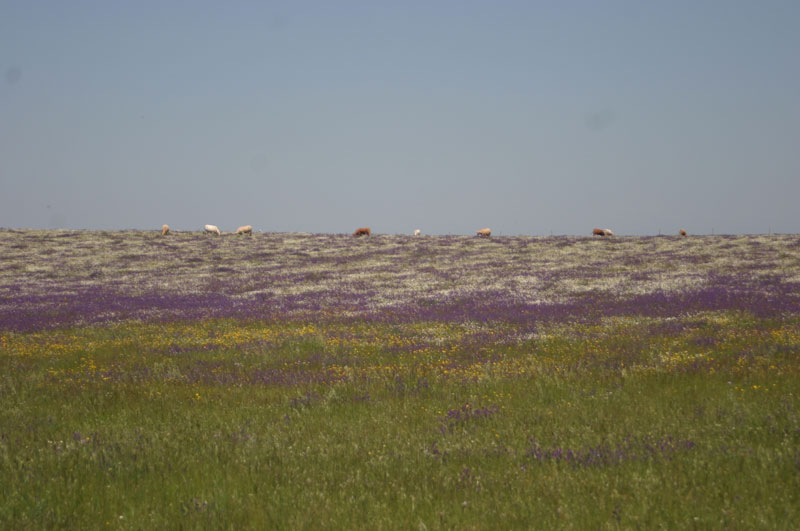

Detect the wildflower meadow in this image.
[1,229,799,528]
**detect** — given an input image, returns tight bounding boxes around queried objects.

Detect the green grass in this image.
[1,313,799,529]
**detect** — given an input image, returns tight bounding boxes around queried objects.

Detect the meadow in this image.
[1,229,799,528]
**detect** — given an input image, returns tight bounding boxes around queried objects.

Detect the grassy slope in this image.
[1,231,799,528]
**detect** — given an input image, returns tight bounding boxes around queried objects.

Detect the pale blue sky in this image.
[2,1,798,235]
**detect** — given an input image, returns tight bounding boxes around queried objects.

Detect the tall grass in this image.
[2,313,798,528]
[1,231,799,528]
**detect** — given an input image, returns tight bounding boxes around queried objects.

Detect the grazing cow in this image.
[603,228,614,237]
[236,225,253,235]
[414,229,421,236]
[204,224,221,235]
[161,224,170,236]
[353,227,371,237]
[592,228,606,236]
[679,229,687,236]
[476,228,491,237]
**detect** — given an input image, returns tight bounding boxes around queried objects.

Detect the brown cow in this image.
[592,228,606,236]
[679,229,687,236]
[476,228,491,237]
[161,224,170,236]
[236,225,253,235]
[353,227,371,237]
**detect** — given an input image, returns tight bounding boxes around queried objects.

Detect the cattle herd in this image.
[159,225,690,237]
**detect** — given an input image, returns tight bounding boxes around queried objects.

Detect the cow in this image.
[414,229,421,236]
[236,225,253,235]
[476,228,491,237]
[353,227,371,237]
[161,224,170,236]
[204,224,221,235]
[679,229,687,236]
[592,228,606,236]
[603,228,614,236]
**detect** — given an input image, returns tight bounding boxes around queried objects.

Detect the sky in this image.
[1,1,799,235]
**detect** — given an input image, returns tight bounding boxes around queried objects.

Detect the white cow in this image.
[161,224,170,236]
[603,228,614,236]
[204,224,221,235]
[236,225,253,235]
[414,229,421,236]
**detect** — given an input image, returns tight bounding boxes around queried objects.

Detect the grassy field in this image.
[1,230,799,528]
